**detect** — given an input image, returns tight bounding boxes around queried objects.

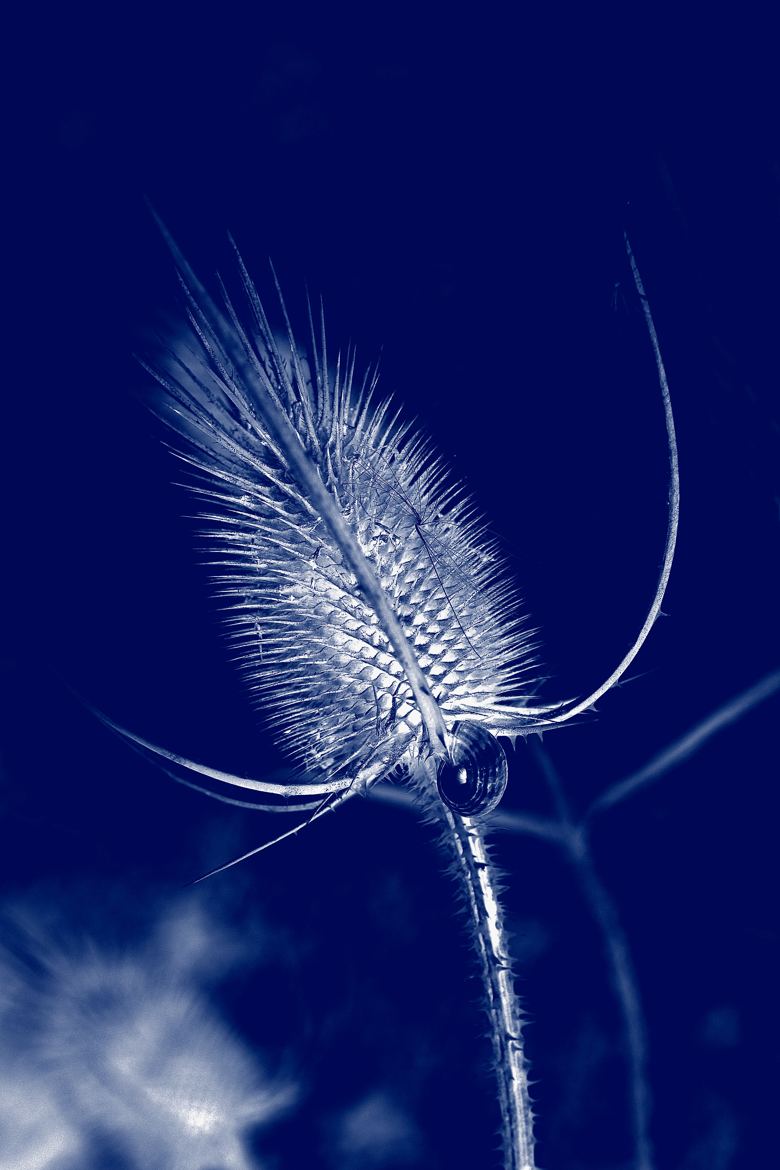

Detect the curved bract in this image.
[482,234,679,737]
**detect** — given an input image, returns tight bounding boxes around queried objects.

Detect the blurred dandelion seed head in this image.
[0,889,297,1170]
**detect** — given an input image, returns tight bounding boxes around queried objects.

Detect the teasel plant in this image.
[74,217,684,1170]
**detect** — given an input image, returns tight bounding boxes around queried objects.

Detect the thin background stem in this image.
[369,670,779,1169]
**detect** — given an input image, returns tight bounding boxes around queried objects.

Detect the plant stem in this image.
[437,803,536,1170]
[532,741,654,1170]
[564,827,654,1170]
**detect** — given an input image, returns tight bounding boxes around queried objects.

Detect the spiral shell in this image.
[436,722,508,816]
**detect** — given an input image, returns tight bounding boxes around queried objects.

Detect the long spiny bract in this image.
[148,245,538,798]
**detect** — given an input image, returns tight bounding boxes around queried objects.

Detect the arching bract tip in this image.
[484,235,679,734]
[75,693,352,801]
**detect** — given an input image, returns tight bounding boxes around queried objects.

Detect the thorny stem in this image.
[433,800,535,1170]
[372,671,780,1167]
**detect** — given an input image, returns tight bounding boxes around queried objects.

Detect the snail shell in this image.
[436,721,508,816]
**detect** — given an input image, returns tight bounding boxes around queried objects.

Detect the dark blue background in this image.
[3,8,779,1168]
